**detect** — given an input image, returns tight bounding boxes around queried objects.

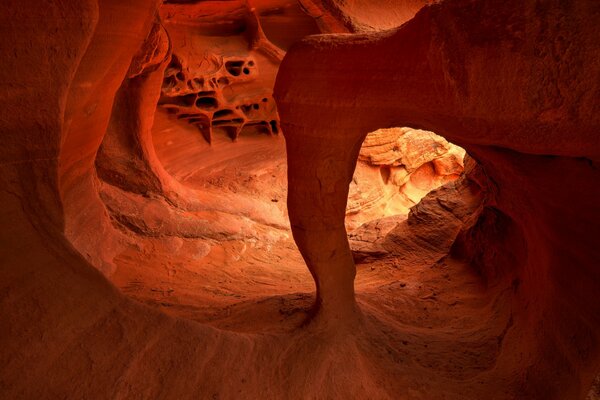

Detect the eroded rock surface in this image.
[349,155,481,263]
[275,0,600,397]
[1,0,599,399]
[298,0,439,32]
[158,1,282,143]
[160,53,280,143]
[93,0,289,250]
[347,127,465,228]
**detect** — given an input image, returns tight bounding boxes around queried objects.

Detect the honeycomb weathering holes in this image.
[160,53,278,143]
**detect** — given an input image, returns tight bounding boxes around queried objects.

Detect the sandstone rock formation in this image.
[346,127,465,228]
[298,0,438,32]
[275,0,600,397]
[159,50,280,143]
[349,155,479,263]
[1,0,599,399]
[158,1,283,144]
[93,0,290,264]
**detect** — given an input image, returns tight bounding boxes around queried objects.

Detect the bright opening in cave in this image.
[347,127,466,230]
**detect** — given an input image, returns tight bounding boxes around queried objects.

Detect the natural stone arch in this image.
[274,0,600,396]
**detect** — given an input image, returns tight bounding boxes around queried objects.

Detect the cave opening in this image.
[94,0,511,347]
[346,127,467,230]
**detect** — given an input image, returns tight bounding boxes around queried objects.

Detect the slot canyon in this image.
[1,0,599,398]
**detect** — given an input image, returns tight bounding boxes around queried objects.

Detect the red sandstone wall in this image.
[274,0,600,397]
[0,0,598,398]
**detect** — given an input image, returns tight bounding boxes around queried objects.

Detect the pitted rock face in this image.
[159,51,280,143]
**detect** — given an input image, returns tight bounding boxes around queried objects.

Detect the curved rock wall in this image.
[94,1,292,261]
[274,0,600,397]
[299,0,437,32]
[58,0,162,275]
[0,0,598,398]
